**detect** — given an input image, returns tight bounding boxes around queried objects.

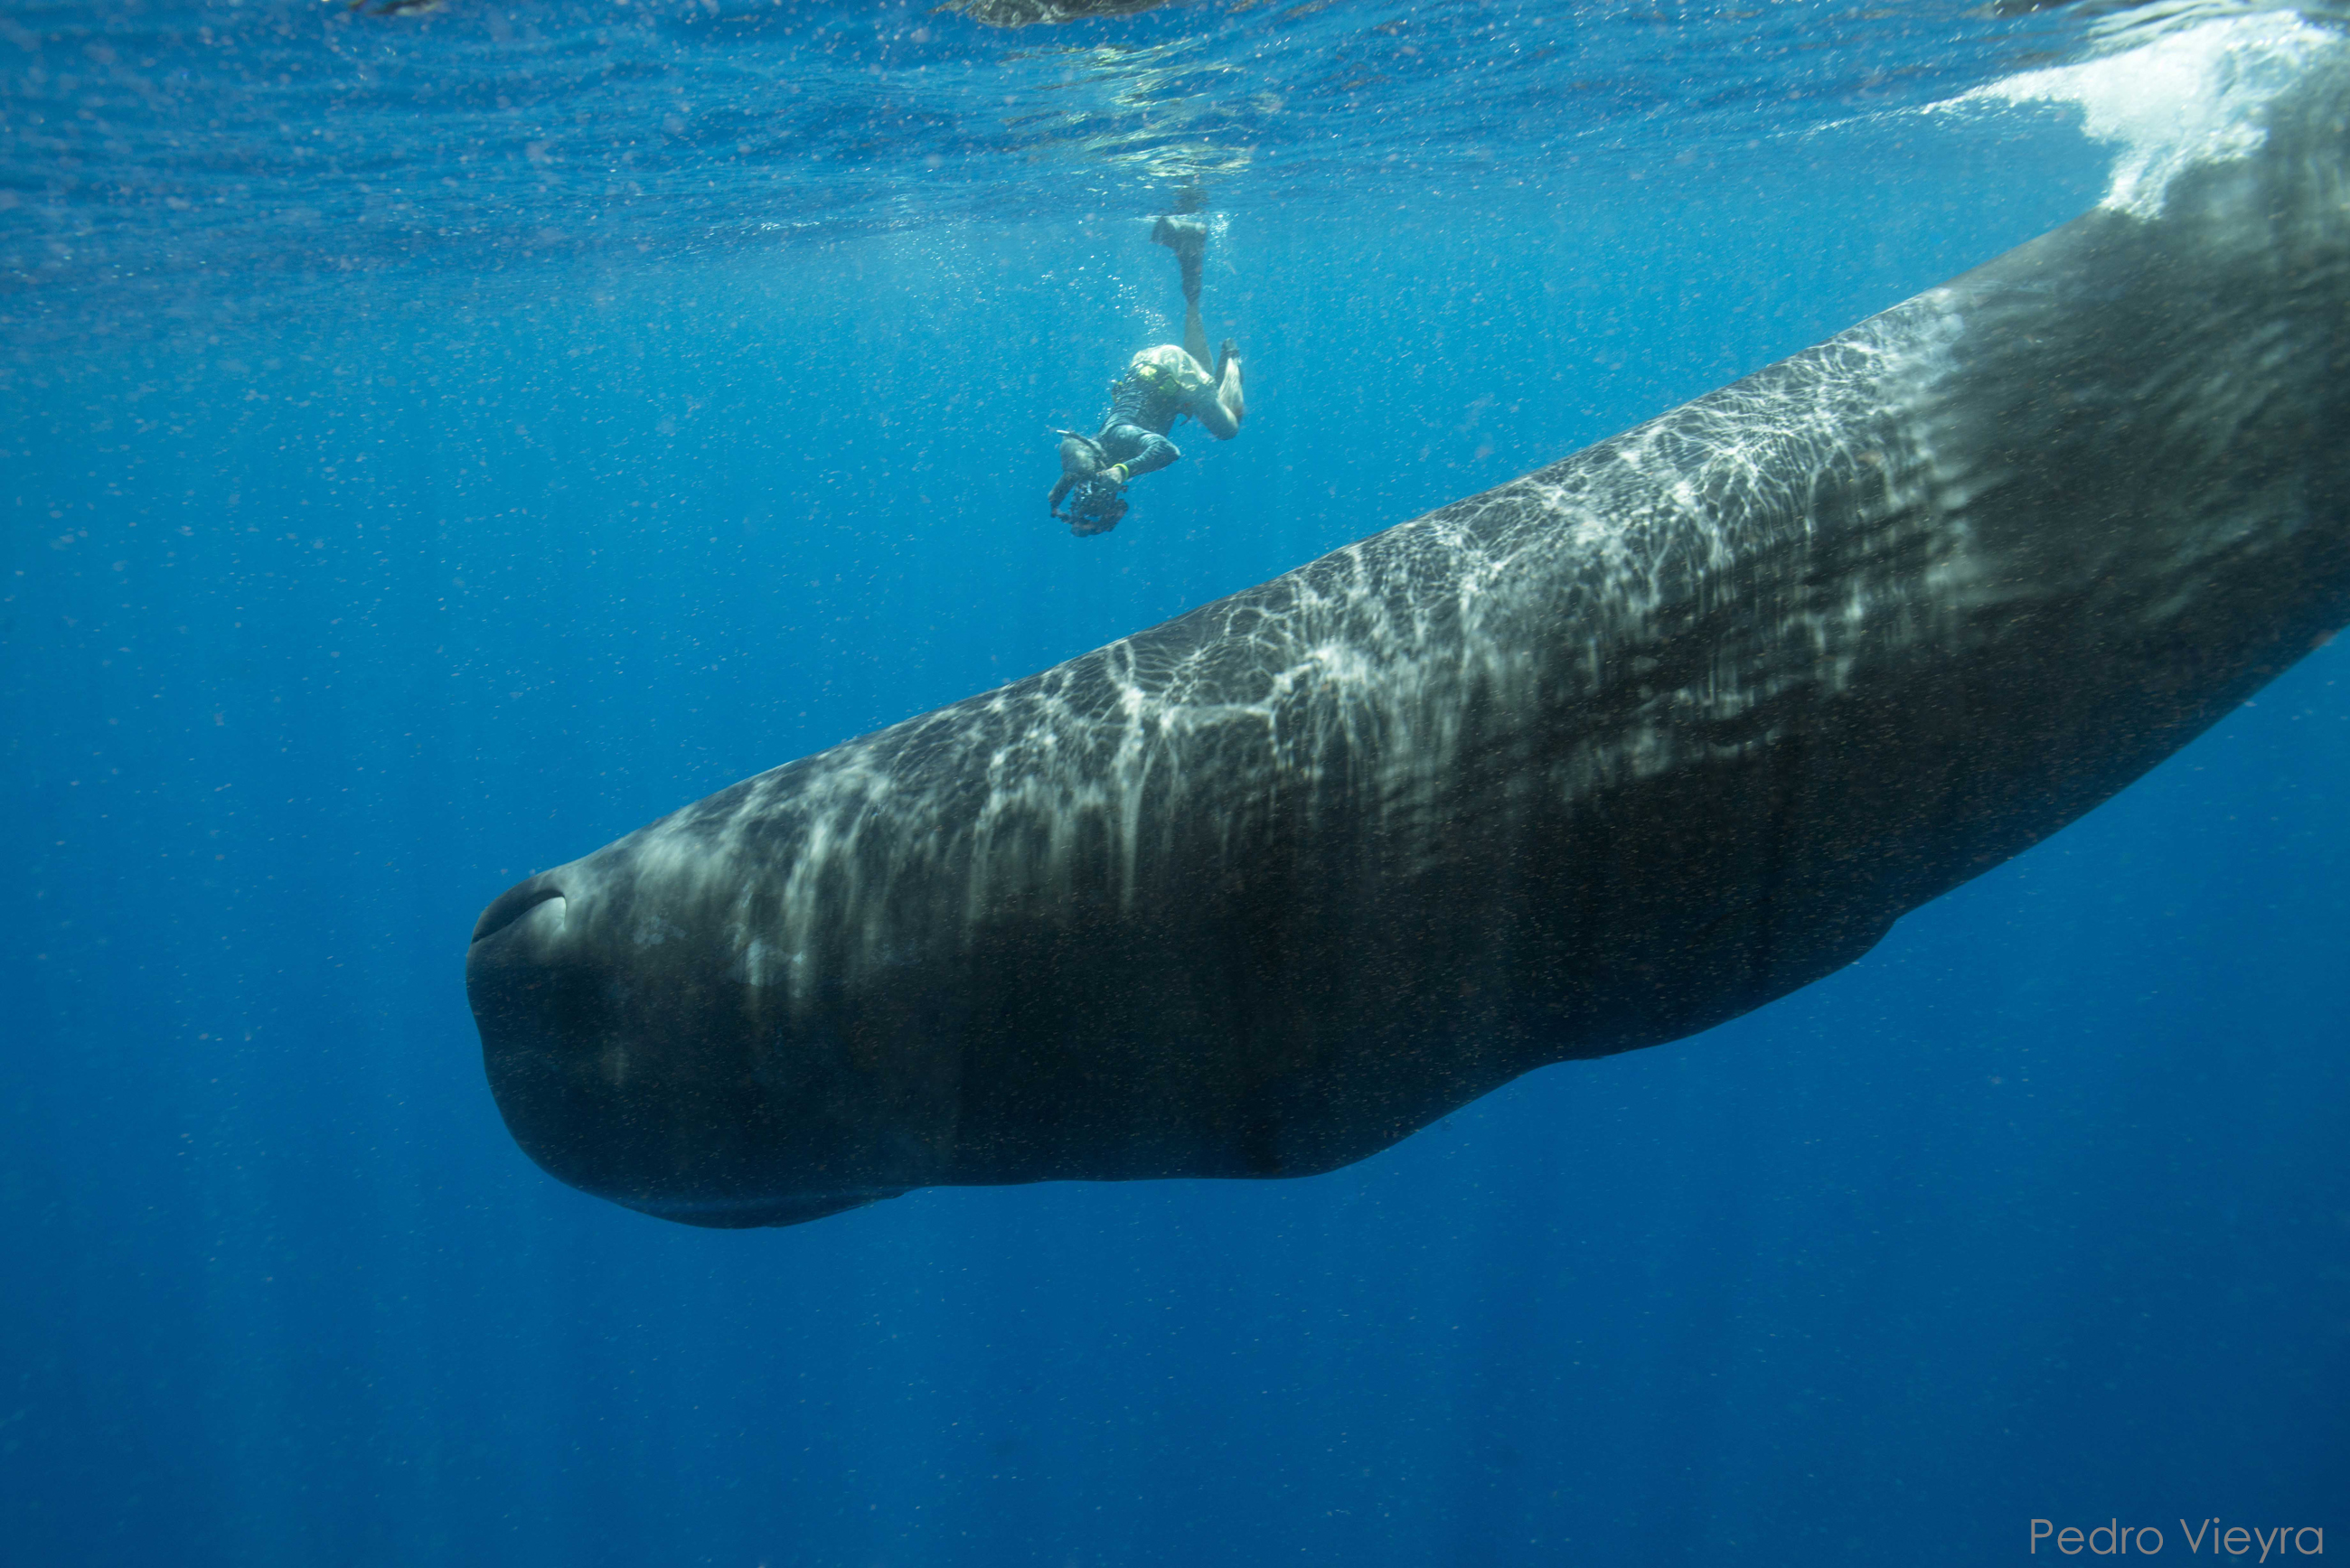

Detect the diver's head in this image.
[1058,431,1107,479]
[1067,475,1128,537]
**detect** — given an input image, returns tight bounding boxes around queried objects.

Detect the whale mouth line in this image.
[471,880,567,944]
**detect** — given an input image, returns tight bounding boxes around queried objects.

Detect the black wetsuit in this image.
[1054,342,1233,534]
[1091,357,1199,480]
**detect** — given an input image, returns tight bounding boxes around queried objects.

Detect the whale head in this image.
[466,855,907,1228]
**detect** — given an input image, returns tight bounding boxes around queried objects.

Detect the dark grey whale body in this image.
[469,49,2350,1227]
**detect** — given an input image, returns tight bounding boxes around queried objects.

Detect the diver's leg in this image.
[1153,213,1208,307]
[1152,207,1223,387]
[1182,298,1212,373]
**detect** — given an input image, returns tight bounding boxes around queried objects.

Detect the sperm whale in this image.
[467,42,2350,1227]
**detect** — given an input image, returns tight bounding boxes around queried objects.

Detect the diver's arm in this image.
[1101,426,1180,480]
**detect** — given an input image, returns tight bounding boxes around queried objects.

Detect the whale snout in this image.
[470,874,567,944]
[464,858,921,1228]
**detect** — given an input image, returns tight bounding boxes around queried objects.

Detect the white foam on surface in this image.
[1938,9,2336,219]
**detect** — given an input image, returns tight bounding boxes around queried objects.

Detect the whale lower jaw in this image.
[621,1190,904,1229]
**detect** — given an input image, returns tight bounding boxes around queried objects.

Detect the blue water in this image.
[5,2,2345,1563]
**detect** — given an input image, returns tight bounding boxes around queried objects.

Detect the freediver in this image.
[1049,192,1247,538]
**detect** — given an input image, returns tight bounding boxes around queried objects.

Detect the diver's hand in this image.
[1062,474,1127,536]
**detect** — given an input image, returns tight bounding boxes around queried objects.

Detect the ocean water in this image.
[4,1,2345,1563]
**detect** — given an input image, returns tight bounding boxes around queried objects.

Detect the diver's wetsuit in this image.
[1095,343,1231,477]
[1053,343,1241,533]
[1051,208,1245,535]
